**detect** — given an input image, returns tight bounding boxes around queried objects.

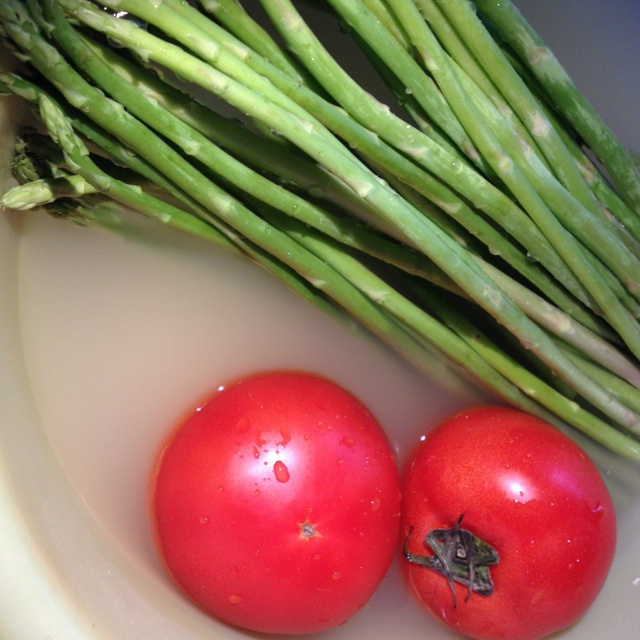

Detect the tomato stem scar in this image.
[403,515,499,607]
[299,519,321,539]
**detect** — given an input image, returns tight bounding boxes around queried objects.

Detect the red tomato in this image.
[152,371,401,634]
[401,406,616,640]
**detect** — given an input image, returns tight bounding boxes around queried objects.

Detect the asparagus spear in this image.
[416,0,640,293]
[6,66,635,399]
[41,0,640,400]
[2,0,640,457]
[35,87,557,424]
[325,0,640,350]
[31,80,640,457]
[91,0,592,309]
[473,0,640,217]
[71,25,614,339]
[2,173,99,209]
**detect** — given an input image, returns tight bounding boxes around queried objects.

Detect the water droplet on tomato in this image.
[236,416,251,433]
[273,460,290,483]
[332,571,341,580]
[228,594,243,605]
[370,497,381,511]
[340,436,356,448]
[252,445,260,459]
[199,516,209,525]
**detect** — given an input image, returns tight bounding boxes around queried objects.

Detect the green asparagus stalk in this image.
[43,0,640,409]
[1,174,98,209]
[57,25,634,374]
[22,98,633,434]
[2,0,640,458]
[195,0,312,86]
[254,0,640,326]
[422,0,596,210]
[146,0,596,313]
[411,0,545,158]
[39,3,640,421]
[34,88,555,423]
[473,0,640,217]
[24,14,464,297]
[267,205,640,454]
[327,0,640,349]
[198,1,483,170]
[258,0,631,320]
[415,0,640,293]
[57,4,614,344]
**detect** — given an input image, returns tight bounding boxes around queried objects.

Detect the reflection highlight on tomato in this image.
[401,406,617,640]
[151,371,401,635]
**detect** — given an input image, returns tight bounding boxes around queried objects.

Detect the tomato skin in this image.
[152,371,400,635]
[401,406,616,640]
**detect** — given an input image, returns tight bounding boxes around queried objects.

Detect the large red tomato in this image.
[152,371,400,634]
[401,406,616,640]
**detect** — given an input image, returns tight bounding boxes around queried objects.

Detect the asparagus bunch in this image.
[1,0,639,459]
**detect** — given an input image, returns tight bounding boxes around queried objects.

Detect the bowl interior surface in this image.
[1,1,640,639]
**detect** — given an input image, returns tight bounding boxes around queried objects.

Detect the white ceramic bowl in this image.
[1,2,639,639]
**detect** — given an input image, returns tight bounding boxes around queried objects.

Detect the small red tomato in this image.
[152,371,400,635]
[401,406,616,640]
